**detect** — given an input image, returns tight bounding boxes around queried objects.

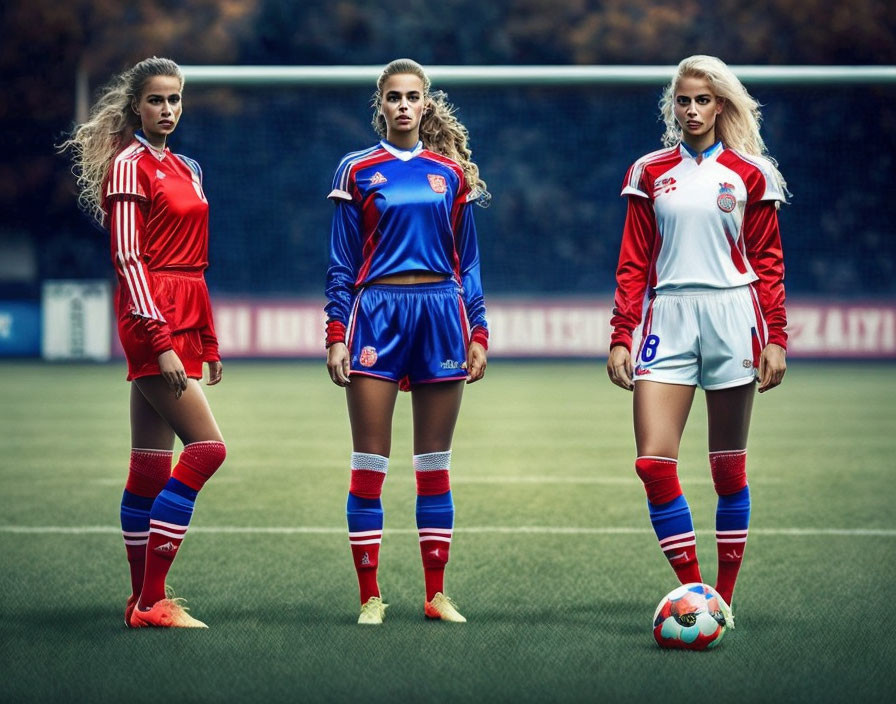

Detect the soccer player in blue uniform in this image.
[325,59,490,625]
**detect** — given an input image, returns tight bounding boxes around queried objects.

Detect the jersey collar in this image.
[134,130,168,161]
[680,140,723,162]
[380,139,424,161]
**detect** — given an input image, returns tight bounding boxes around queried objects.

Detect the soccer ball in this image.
[652,583,732,650]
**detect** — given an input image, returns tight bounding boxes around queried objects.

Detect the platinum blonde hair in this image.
[372,58,490,206]
[59,57,183,225]
[660,55,787,194]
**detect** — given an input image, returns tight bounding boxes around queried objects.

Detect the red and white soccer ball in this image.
[652,583,732,650]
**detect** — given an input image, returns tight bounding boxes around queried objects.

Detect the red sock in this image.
[414,451,454,602]
[711,450,750,605]
[139,441,226,608]
[121,449,172,598]
[347,452,388,604]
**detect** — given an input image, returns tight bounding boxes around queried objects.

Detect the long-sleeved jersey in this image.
[611,141,787,351]
[102,132,219,359]
[325,140,487,336]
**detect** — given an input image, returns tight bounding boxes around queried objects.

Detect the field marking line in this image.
[1,526,894,536]
[87,475,784,486]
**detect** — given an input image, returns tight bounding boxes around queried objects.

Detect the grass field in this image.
[1,360,894,703]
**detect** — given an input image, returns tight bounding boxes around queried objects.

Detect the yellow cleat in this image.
[358,596,388,625]
[128,598,208,628]
[424,592,467,622]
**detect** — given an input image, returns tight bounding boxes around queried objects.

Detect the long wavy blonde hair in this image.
[660,55,787,194]
[372,58,490,206]
[60,57,184,225]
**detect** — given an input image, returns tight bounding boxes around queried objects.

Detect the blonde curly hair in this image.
[59,57,183,225]
[660,55,787,195]
[372,58,490,206]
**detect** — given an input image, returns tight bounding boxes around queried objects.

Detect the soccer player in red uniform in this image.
[325,59,490,625]
[607,55,788,615]
[62,57,226,628]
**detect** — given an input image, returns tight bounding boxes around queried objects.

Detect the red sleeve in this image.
[610,195,657,351]
[200,288,220,362]
[743,201,787,349]
[108,195,173,356]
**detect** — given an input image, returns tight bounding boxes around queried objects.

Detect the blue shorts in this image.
[347,280,470,387]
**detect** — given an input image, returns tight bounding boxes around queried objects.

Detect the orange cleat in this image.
[128,598,208,628]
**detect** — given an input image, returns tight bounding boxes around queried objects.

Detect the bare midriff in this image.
[368,271,450,285]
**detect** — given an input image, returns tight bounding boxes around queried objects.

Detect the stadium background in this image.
[1,0,895,360]
[2,2,896,703]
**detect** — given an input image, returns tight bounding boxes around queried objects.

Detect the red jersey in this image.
[102,133,219,360]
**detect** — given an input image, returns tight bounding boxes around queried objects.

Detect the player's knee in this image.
[710,450,747,496]
[349,452,388,499]
[414,451,451,495]
[635,456,682,505]
[171,440,226,490]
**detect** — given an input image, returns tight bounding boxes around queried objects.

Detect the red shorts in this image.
[116,270,214,381]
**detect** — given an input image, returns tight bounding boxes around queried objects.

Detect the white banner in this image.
[42,280,112,361]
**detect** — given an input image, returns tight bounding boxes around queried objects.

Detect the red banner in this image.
[113,298,896,359]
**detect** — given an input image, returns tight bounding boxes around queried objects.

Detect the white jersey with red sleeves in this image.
[102,131,217,357]
[611,142,787,351]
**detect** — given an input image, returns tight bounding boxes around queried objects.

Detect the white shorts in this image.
[632,286,766,390]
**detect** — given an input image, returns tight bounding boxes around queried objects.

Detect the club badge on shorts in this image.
[427,174,447,193]
[717,182,737,212]
[359,346,378,367]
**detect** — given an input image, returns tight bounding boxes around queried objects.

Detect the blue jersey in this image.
[325,140,487,332]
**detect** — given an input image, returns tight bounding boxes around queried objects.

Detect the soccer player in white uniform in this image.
[607,55,788,613]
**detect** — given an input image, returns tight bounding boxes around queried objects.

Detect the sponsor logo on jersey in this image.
[154,541,179,554]
[359,346,378,367]
[653,176,677,197]
[156,169,166,180]
[717,182,737,212]
[369,171,387,185]
[427,174,448,193]
[440,359,461,370]
[634,367,652,376]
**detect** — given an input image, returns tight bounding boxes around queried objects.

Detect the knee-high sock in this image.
[635,456,702,585]
[711,450,750,604]
[140,441,226,607]
[347,452,388,604]
[120,449,172,598]
[414,451,454,601]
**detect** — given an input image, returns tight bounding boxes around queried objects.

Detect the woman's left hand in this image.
[757,343,786,393]
[464,342,487,383]
[207,360,223,386]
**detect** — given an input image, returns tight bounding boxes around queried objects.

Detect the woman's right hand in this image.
[158,349,188,399]
[326,342,352,387]
[606,345,634,391]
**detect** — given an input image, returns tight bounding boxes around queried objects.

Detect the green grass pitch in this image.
[1,360,894,703]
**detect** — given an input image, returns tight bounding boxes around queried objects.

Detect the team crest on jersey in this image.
[653,176,677,197]
[369,171,388,185]
[359,346,378,367]
[427,174,448,193]
[717,182,737,212]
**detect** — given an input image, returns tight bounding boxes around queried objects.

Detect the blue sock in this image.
[716,485,751,532]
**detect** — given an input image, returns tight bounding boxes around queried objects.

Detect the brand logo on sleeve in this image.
[717,182,737,212]
[427,174,447,193]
